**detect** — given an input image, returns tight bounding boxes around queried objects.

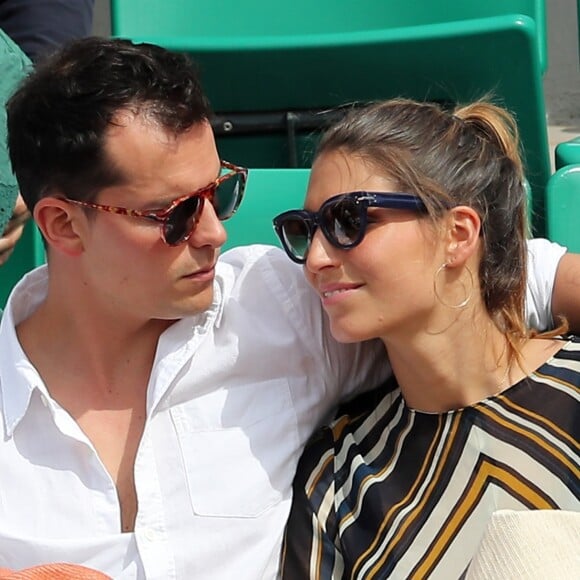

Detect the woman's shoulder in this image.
[533,335,580,400]
[554,333,580,355]
[507,335,580,436]
[536,334,580,379]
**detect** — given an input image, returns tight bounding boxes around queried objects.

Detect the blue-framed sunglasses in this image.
[273,191,426,264]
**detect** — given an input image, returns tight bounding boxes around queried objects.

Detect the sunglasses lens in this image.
[214,171,246,220]
[164,195,203,245]
[322,197,362,246]
[281,218,311,262]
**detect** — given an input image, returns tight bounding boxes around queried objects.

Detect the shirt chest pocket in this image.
[170,378,299,518]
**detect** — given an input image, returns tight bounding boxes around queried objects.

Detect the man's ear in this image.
[443,205,481,268]
[33,198,87,256]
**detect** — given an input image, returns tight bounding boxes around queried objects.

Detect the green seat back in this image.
[222,168,310,250]
[111,1,547,72]
[555,137,580,170]
[546,164,580,253]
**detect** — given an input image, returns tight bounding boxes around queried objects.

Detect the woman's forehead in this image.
[306,151,397,206]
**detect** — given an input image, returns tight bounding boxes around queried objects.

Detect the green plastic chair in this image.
[111,1,547,73]
[555,136,580,170]
[0,221,45,309]
[546,164,580,253]
[111,1,550,236]
[222,168,310,250]
[556,0,580,169]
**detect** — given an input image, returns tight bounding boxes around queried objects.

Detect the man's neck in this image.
[15,289,174,398]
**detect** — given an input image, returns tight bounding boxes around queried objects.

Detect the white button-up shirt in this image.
[0,241,564,579]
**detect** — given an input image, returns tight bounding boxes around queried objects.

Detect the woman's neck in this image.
[383,308,519,413]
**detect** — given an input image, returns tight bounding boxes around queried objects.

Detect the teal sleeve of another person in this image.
[0,28,31,236]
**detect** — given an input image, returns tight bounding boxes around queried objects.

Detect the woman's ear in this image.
[444,205,481,267]
[33,198,86,257]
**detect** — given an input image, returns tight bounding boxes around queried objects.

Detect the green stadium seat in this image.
[111,1,550,235]
[546,164,580,253]
[223,168,310,250]
[111,1,548,74]
[555,137,580,170]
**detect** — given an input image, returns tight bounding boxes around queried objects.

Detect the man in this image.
[0,37,576,578]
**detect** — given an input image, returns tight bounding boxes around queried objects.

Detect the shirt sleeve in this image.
[227,244,390,421]
[525,238,567,331]
[281,429,345,579]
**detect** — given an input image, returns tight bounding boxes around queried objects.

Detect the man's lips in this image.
[181,264,216,280]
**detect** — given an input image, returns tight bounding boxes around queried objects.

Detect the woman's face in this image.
[304,150,446,344]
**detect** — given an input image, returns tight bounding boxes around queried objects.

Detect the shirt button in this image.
[144,529,157,542]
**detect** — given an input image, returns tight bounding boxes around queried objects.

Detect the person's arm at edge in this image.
[526,239,564,331]
[551,252,580,332]
[0,194,30,266]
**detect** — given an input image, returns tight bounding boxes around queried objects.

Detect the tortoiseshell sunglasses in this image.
[64,160,248,246]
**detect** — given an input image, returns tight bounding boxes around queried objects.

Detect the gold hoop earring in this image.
[433,263,474,309]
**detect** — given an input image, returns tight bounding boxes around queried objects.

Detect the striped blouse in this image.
[281,338,580,579]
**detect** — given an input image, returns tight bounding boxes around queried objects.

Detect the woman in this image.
[273,99,579,578]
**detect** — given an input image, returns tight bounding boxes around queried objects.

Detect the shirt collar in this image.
[144,262,229,413]
[0,266,52,436]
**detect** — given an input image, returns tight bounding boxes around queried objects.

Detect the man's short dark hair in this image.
[7,36,212,210]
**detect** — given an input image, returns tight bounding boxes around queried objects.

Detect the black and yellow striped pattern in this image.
[282,339,580,579]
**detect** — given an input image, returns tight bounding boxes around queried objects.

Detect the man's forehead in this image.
[103,112,213,164]
[100,113,219,196]
[106,109,178,144]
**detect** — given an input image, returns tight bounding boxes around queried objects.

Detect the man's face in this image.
[75,114,227,323]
